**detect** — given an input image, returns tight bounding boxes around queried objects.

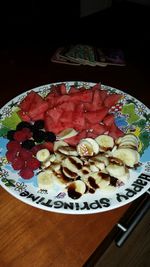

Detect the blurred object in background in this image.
[80,0,112,17]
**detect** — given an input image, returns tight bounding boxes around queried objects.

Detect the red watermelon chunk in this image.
[59,83,67,95]
[45,93,58,109]
[17,110,31,122]
[92,89,103,107]
[46,107,63,124]
[44,114,64,134]
[103,114,115,128]
[64,130,87,146]
[99,90,108,101]
[89,123,107,135]
[85,107,109,124]
[104,93,122,108]
[70,90,93,103]
[28,101,49,120]
[72,103,86,131]
[108,122,124,139]
[60,111,74,128]
[86,131,98,139]
[19,91,39,111]
[91,83,101,91]
[69,86,79,94]
[55,95,70,105]
[57,101,75,112]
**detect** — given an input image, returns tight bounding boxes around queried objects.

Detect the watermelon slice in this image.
[103,114,114,128]
[19,91,38,111]
[85,107,109,124]
[108,122,124,139]
[28,101,49,120]
[104,93,122,108]
[89,123,107,135]
[64,130,87,146]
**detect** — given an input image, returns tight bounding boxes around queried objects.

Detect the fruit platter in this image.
[0,81,150,214]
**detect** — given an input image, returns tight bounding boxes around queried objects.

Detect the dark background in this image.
[1,1,150,60]
[0,0,150,102]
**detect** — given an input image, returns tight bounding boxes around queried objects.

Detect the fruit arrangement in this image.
[5,83,141,199]
[6,120,56,179]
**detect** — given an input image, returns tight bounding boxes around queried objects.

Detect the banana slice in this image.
[112,148,140,167]
[41,154,57,169]
[36,149,50,162]
[58,146,78,156]
[92,155,109,167]
[62,166,79,179]
[84,138,100,154]
[80,165,92,178]
[62,156,83,173]
[49,154,56,162]
[54,140,69,151]
[50,162,61,173]
[89,162,100,172]
[91,172,110,189]
[118,140,138,150]
[117,173,129,183]
[116,134,139,146]
[57,128,78,140]
[77,139,95,156]
[106,164,129,179]
[54,152,66,162]
[95,135,114,151]
[67,180,86,199]
[88,159,105,172]
[41,160,51,169]
[37,170,53,189]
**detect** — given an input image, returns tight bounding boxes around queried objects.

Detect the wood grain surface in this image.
[0,187,130,267]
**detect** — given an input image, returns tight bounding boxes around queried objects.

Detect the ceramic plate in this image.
[0,82,150,214]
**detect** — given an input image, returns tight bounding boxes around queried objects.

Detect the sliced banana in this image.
[95,135,114,151]
[41,160,51,169]
[36,148,50,162]
[118,140,138,150]
[92,155,109,167]
[77,139,94,156]
[57,128,78,140]
[109,157,124,166]
[106,164,129,179]
[54,152,66,162]
[112,148,140,168]
[84,138,100,155]
[62,166,78,179]
[49,154,56,162]
[116,134,139,146]
[89,162,100,172]
[37,170,53,189]
[88,159,105,172]
[50,162,61,173]
[53,140,69,151]
[80,165,92,178]
[117,173,129,183]
[62,156,83,173]
[58,146,78,156]
[67,180,86,199]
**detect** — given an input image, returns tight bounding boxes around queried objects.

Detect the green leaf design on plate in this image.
[143,112,150,121]
[0,126,9,137]
[1,178,7,183]
[133,119,147,129]
[122,103,140,124]
[1,110,21,130]
[1,178,16,187]
[139,131,150,156]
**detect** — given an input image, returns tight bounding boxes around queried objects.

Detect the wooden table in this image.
[0,48,149,267]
